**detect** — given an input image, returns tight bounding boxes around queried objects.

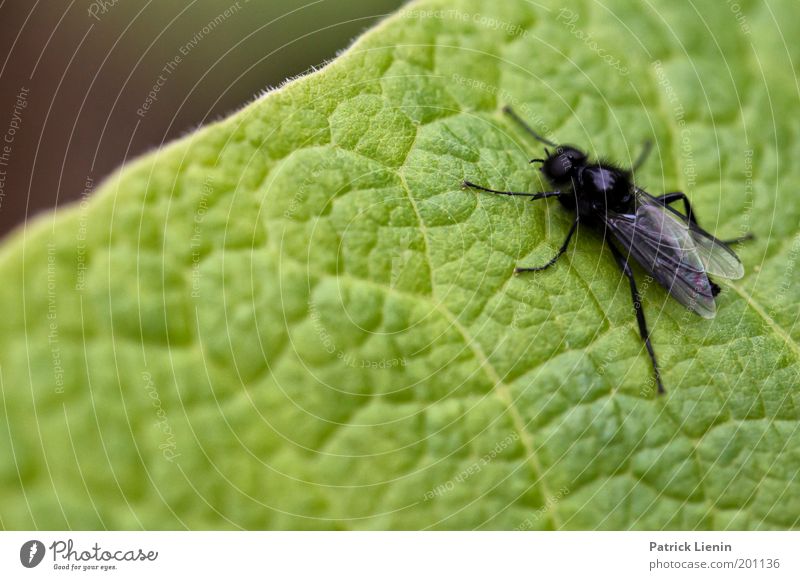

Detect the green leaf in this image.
[1,0,799,530]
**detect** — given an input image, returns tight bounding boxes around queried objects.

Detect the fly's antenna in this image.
[502,105,557,147]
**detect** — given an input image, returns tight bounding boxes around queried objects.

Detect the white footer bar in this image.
[1,531,797,578]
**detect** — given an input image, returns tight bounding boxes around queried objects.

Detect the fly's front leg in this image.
[501,105,557,147]
[608,243,665,395]
[461,181,562,201]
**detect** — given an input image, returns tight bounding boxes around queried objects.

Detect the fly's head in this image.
[534,145,587,186]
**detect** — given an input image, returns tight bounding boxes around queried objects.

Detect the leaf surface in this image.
[1,0,799,529]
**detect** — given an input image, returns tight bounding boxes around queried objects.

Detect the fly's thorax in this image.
[576,164,635,214]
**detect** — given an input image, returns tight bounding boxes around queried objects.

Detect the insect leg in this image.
[719,233,754,245]
[632,140,653,172]
[607,242,666,395]
[515,217,579,273]
[655,192,754,245]
[502,105,557,147]
[462,181,562,201]
[655,191,698,225]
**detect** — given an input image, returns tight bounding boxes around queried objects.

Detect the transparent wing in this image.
[687,232,745,279]
[635,188,744,279]
[606,205,717,318]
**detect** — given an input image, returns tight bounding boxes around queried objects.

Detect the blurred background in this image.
[0,0,406,235]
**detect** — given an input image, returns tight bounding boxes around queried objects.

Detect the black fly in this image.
[462,106,749,394]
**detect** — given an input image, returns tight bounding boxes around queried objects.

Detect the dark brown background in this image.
[0,0,405,236]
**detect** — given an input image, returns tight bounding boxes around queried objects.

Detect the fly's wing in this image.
[606,205,717,318]
[635,188,745,279]
[687,231,745,279]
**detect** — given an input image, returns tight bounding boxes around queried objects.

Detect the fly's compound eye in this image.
[543,146,585,181]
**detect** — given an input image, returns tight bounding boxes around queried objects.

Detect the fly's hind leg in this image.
[608,242,665,395]
[655,191,698,226]
[655,191,753,246]
[719,233,754,245]
[632,140,653,172]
